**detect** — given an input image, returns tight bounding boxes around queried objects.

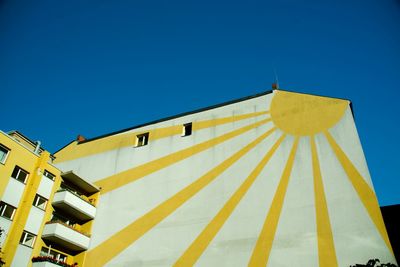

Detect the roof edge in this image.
[78,90,273,144]
[60,88,354,147]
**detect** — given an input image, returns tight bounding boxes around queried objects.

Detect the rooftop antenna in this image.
[272,67,279,90]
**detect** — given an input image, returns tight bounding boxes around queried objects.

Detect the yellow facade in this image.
[0,90,396,267]
[0,131,98,267]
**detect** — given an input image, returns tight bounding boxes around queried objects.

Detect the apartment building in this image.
[0,89,397,266]
[53,89,397,266]
[0,131,99,267]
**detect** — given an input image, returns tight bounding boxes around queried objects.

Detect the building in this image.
[0,131,100,266]
[0,89,397,266]
[381,204,400,264]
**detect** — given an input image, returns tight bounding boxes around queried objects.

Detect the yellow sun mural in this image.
[53,90,395,267]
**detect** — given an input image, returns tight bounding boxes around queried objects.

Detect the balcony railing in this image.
[52,190,96,222]
[32,256,73,267]
[58,187,96,207]
[42,221,90,252]
[46,220,90,237]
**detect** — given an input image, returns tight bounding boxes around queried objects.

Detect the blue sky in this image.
[1,0,399,205]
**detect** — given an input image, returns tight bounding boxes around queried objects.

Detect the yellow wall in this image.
[0,133,37,200]
[1,132,95,267]
[2,151,50,265]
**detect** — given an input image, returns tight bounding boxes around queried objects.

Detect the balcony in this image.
[32,257,72,267]
[32,262,65,267]
[41,221,90,252]
[52,189,96,222]
[61,171,99,195]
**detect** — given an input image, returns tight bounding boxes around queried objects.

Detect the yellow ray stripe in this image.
[55,111,269,162]
[193,111,269,130]
[311,136,338,267]
[84,127,276,267]
[324,131,393,254]
[95,117,272,194]
[174,133,286,267]
[248,137,299,267]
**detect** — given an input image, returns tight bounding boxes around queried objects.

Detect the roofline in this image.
[275,88,352,103]
[7,130,41,148]
[381,204,400,209]
[276,88,354,117]
[61,88,354,147]
[1,130,46,158]
[53,140,76,155]
[78,90,273,144]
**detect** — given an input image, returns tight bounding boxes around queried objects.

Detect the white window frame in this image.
[20,230,36,248]
[182,122,193,137]
[0,201,16,220]
[43,169,55,181]
[33,194,48,210]
[135,132,149,147]
[0,144,10,165]
[11,166,29,184]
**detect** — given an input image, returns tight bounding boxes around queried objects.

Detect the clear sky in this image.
[1,0,399,205]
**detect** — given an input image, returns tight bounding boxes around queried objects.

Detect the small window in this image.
[43,170,55,181]
[33,194,47,210]
[0,201,16,220]
[135,133,149,147]
[20,231,36,248]
[182,123,192,137]
[0,144,10,164]
[11,166,29,183]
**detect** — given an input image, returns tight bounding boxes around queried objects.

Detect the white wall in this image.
[2,178,25,207]
[12,244,32,267]
[37,175,55,199]
[0,217,12,247]
[25,206,45,235]
[55,92,396,266]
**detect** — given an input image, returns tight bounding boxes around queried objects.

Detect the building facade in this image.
[0,89,397,266]
[0,131,99,266]
[53,90,396,266]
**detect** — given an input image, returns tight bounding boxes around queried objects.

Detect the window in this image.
[11,166,29,183]
[0,201,16,220]
[0,144,10,164]
[182,123,192,137]
[135,132,149,147]
[40,247,68,262]
[43,170,55,181]
[20,231,36,248]
[33,194,47,210]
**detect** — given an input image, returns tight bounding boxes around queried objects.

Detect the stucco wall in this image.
[55,91,396,266]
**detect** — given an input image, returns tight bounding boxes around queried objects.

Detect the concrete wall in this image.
[12,245,33,267]
[54,90,396,266]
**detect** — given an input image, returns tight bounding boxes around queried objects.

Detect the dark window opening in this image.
[0,201,16,220]
[11,166,29,184]
[20,231,36,248]
[43,170,55,181]
[0,144,10,164]
[33,194,48,210]
[182,123,192,137]
[136,133,149,147]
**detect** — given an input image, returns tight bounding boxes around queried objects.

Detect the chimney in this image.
[76,135,86,142]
